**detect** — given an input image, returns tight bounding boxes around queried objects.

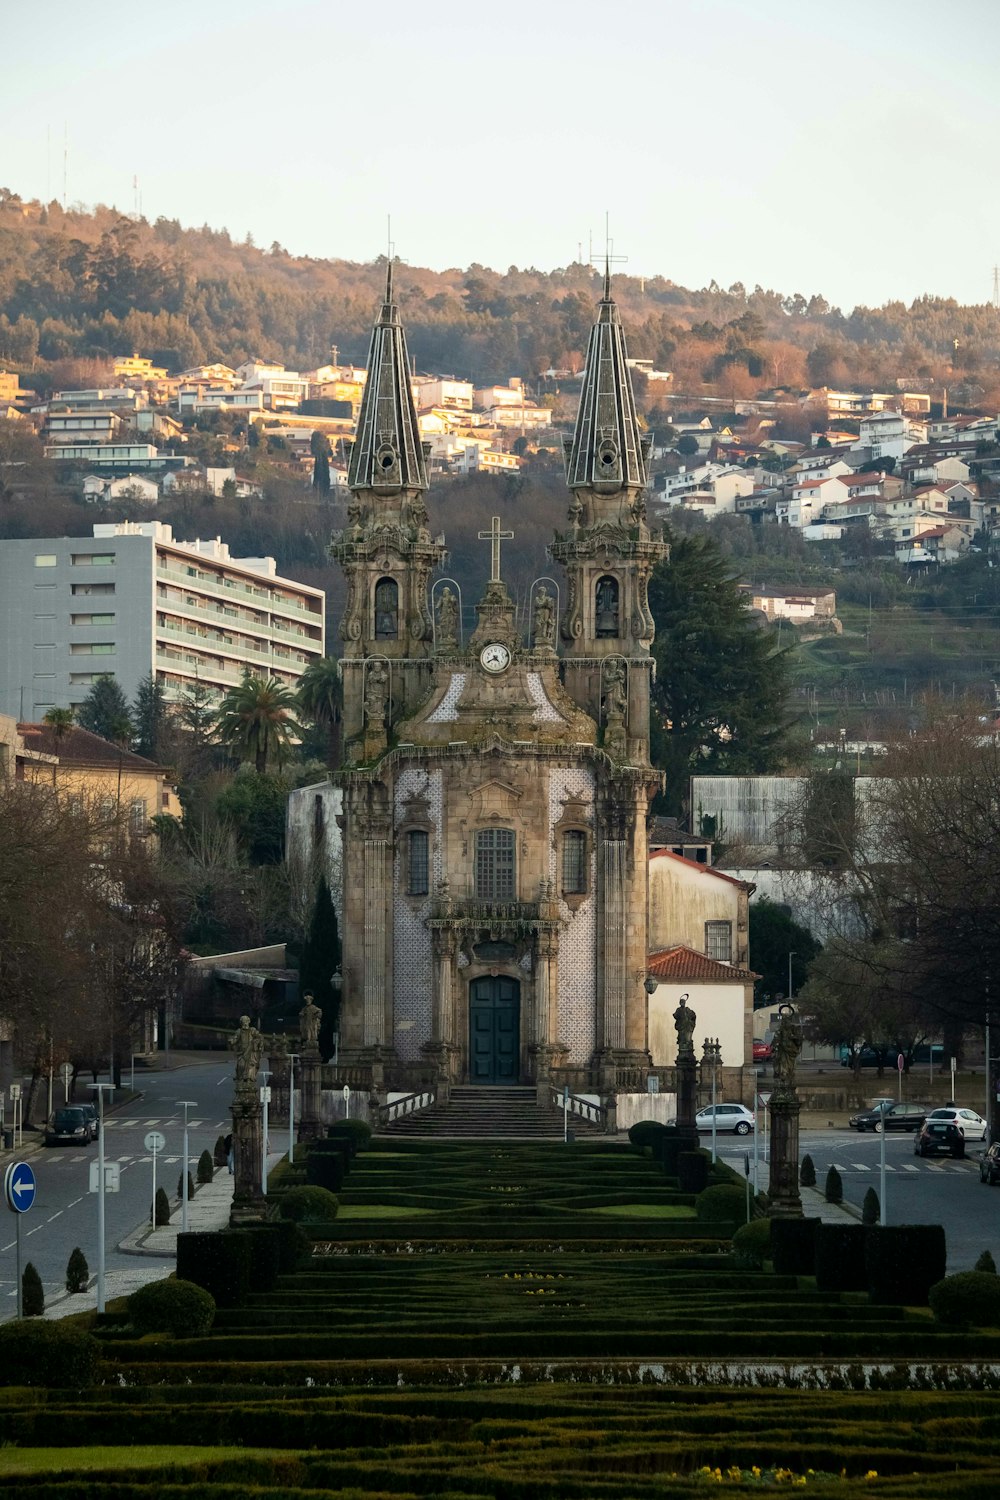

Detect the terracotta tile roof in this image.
[648,849,754,890]
[17,723,169,773]
[647,944,758,983]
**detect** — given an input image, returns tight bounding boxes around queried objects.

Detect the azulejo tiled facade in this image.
[331,264,668,1096]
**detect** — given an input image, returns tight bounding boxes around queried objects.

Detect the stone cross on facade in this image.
[478,515,513,582]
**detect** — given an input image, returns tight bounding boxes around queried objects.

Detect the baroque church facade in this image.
[332,266,670,1098]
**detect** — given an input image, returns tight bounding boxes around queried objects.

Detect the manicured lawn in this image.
[0,1445,284,1474]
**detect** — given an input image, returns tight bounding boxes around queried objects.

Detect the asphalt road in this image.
[0,1058,235,1312]
[716,1125,1000,1272]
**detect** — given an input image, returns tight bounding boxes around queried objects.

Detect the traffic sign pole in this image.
[144,1131,165,1231]
[90,1083,115,1314]
[4,1162,38,1320]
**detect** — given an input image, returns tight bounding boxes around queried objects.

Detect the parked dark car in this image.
[77,1102,99,1140]
[915,1119,965,1158]
[848,1101,927,1133]
[44,1107,91,1147]
[979,1143,1000,1184]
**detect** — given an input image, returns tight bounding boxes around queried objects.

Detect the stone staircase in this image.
[378,1085,604,1139]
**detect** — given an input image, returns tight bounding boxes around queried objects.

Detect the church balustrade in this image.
[428,896,547,929]
[548,1083,606,1129]
[376,1089,436,1127]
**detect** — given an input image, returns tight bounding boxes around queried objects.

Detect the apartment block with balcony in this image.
[0,522,325,722]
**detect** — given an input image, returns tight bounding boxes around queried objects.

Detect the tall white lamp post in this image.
[88,1082,115,1314]
[260,1071,272,1196]
[287,1054,299,1165]
[176,1100,196,1233]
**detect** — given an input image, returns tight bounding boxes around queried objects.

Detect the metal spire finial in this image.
[385,214,394,305]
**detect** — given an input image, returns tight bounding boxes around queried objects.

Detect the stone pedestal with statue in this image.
[767,1004,804,1219]
[227,1015,271,1225]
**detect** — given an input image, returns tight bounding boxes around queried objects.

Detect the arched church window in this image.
[595,575,620,637]
[374,577,398,638]
[475,828,516,902]
[561,829,587,896]
[407,830,429,896]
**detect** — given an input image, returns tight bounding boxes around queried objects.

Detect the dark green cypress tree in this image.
[132,671,167,761]
[648,527,798,816]
[299,875,340,1059]
[76,675,134,744]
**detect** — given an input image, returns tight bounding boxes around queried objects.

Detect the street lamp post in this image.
[88,1082,115,1315]
[331,969,343,1067]
[176,1100,196,1234]
[287,1054,300,1165]
[260,1071,272,1196]
[787,952,796,1006]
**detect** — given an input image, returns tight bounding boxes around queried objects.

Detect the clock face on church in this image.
[480,642,511,674]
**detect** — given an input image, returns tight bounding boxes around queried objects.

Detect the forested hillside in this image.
[3,188,1000,401]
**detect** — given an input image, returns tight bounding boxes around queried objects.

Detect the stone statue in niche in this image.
[603,659,627,720]
[364,660,388,726]
[436,587,459,649]
[532,586,555,649]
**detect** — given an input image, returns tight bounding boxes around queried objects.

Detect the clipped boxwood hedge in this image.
[306,1151,344,1193]
[770,1216,819,1275]
[678,1151,710,1195]
[866,1224,947,1306]
[627,1119,666,1152]
[176,1231,252,1310]
[695,1182,745,1224]
[278,1185,339,1223]
[232,1225,283,1293]
[326,1119,372,1154]
[731,1217,771,1269]
[0,1320,100,1388]
[815,1224,870,1293]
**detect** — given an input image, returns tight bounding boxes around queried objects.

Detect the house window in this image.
[595,575,620,637]
[705,921,733,963]
[129,799,148,834]
[562,830,587,895]
[34,554,57,567]
[407,830,429,896]
[374,577,398,638]
[475,828,515,901]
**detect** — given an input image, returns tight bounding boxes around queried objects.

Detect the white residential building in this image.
[414,377,473,411]
[0,522,325,720]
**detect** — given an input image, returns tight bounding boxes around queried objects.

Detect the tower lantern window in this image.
[374,577,399,638]
[595,575,620,637]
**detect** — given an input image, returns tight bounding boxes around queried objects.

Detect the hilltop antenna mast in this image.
[993,265,1000,310]
[62,122,67,210]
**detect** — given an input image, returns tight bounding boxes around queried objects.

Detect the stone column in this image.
[600,838,627,1051]
[363,836,389,1045]
[230,1082,268,1225]
[298,1044,324,1144]
[767,1005,803,1219]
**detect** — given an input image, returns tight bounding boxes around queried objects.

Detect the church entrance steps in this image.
[378,1084,604,1139]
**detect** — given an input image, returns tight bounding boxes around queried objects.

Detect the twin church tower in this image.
[332,266,669,1097]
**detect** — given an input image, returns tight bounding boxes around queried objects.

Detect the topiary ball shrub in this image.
[799,1154,816,1187]
[695,1183,746,1225]
[627,1119,667,1153]
[975,1249,997,1274]
[731,1217,771,1269]
[21,1262,44,1317]
[929,1271,1000,1329]
[0,1322,100,1388]
[277,1185,339,1223]
[326,1119,372,1155]
[770,1217,818,1275]
[824,1165,843,1204]
[153,1187,170,1226]
[65,1247,89,1294]
[197,1150,215,1185]
[128,1278,216,1337]
[862,1187,881,1226]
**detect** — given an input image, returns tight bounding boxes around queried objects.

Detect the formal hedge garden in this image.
[1,1131,999,1496]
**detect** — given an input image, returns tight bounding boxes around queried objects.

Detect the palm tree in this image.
[42,707,75,740]
[215,674,301,775]
[296,657,342,770]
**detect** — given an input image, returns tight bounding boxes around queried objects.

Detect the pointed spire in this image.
[565,277,647,494]
[348,261,427,496]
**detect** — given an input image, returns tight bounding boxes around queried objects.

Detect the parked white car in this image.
[695,1103,755,1136]
[927,1107,988,1141]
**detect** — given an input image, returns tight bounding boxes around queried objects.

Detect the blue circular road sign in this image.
[3,1161,36,1214]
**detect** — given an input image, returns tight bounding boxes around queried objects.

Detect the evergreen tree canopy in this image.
[747,898,821,1008]
[648,529,798,816]
[132,672,168,761]
[76,675,133,745]
[299,874,340,1060]
[296,657,342,769]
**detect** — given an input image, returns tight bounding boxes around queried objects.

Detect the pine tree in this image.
[299,874,340,1059]
[197,1149,215,1184]
[310,429,332,494]
[177,1170,195,1203]
[648,528,798,815]
[76,675,134,744]
[132,671,167,761]
[975,1249,997,1274]
[22,1261,44,1316]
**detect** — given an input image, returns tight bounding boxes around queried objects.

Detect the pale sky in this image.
[4,0,999,310]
